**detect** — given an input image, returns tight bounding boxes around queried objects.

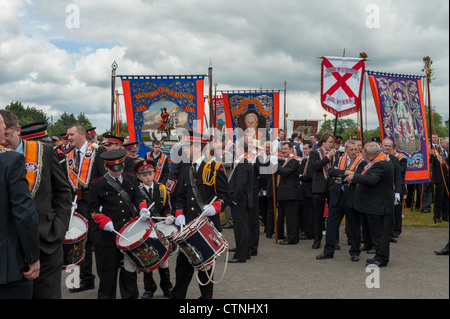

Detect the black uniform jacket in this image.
[328,155,367,209]
[140,180,172,218]
[309,149,332,194]
[0,150,40,284]
[353,156,395,216]
[228,157,253,208]
[175,160,230,231]
[89,171,147,247]
[276,156,302,201]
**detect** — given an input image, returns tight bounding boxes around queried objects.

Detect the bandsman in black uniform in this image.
[123,141,143,174]
[134,159,174,299]
[89,149,149,299]
[170,132,230,299]
[145,140,170,185]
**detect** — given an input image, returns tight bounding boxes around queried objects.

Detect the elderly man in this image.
[345,142,395,267]
[316,139,366,262]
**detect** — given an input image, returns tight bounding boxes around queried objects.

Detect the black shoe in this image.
[316,252,333,260]
[69,283,94,293]
[141,290,155,299]
[360,245,371,251]
[229,247,237,252]
[221,222,233,229]
[335,243,341,250]
[280,240,297,245]
[442,217,449,222]
[390,238,397,243]
[350,255,360,262]
[312,242,321,249]
[366,259,387,267]
[228,258,246,263]
[366,249,376,254]
[434,246,449,255]
[162,288,172,298]
[434,217,442,223]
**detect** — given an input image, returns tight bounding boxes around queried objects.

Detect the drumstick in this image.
[68,195,78,230]
[113,229,132,244]
[127,202,155,232]
[200,196,217,219]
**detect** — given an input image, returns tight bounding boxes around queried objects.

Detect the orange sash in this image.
[67,143,96,190]
[338,153,363,172]
[146,151,167,182]
[24,140,43,197]
[362,152,388,175]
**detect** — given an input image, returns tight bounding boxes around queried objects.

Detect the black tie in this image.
[75,150,81,174]
[193,163,198,173]
[115,178,122,186]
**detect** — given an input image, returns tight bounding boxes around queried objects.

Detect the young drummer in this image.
[134,159,175,299]
[89,149,149,299]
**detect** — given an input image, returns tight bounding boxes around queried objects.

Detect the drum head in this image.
[64,213,88,242]
[155,222,178,238]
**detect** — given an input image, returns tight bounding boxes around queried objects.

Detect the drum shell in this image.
[62,213,88,270]
[116,217,170,272]
[173,216,228,271]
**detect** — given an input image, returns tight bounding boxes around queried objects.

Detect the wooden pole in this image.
[283,80,287,131]
[426,77,436,222]
[208,65,213,135]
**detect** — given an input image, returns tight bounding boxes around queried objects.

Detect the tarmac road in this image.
[61,225,449,300]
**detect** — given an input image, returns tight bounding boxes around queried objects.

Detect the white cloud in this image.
[0,0,448,135]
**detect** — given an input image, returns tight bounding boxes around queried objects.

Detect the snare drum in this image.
[63,213,88,270]
[116,217,170,272]
[154,222,179,256]
[173,215,228,271]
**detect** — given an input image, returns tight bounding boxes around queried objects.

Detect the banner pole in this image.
[283,80,287,131]
[111,61,118,133]
[208,65,213,135]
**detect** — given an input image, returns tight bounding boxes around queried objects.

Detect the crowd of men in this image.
[1,108,448,299]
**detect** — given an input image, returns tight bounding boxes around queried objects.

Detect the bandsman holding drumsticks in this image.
[134,159,174,299]
[89,149,149,299]
[170,131,230,300]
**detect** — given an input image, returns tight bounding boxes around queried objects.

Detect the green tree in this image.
[4,101,49,125]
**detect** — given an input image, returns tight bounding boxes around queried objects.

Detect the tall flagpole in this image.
[283,80,287,131]
[111,61,118,133]
[208,64,213,136]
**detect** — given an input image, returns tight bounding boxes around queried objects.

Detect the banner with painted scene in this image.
[367,70,430,184]
[121,75,205,158]
[321,56,365,118]
[291,119,320,139]
[221,91,280,142]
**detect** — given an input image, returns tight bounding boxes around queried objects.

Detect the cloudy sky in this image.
[0,0,448,135]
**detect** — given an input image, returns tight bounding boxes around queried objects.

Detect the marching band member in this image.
[145,140,170,185]
[276,141,302,245]
[316,139,366,262]
[0,111,72,299]
[134,159,174,299]
[89,149,148,299]
[170,131,230,299]
[227,138,253,263]
[66,123,106,293]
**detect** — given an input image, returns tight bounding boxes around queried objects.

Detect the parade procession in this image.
[0,1,448,304]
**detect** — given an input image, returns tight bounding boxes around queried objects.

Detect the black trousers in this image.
[392,203,403,237]
[143,266,172,293]
[434,183,449,220]
[302,195,314,239]
[77,198,102,286]
[249,192,260,255]
[231,197,250,261]
[323,190,361,257]
[171,252,214,299]
[32,246,63,299]
[265,197,276,237]
[277,200,300,243]
[312,193,328,244]
[364,213,392,264]
[97,246,138,299]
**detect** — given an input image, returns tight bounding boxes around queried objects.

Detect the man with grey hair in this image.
[345,142,395,267]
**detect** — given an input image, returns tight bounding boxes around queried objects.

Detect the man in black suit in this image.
[389,143,408,238]
[316,139,366,262]
[89,149,149,299]
[228,139,253,263]
[299,141,314,240]
[309,132,336,249]
[134,159,174,299]
[430,134,449,223]
[66,123,107,293]
[346,142,395,267]
[171,132,230,299]
[277,142,302,245]
[0,111,72,299]
[0,114,40,299]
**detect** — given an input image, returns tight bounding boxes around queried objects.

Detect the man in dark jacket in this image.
[0,114,40,299]
[345,142,395,267]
